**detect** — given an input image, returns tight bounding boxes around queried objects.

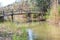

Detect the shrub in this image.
[12,28,28,40]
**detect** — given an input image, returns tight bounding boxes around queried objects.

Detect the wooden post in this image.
[27,11,31,23]
[2,10,4,21]
[11,10,14,22]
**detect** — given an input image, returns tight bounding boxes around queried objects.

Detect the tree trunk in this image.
[48,0,59,25]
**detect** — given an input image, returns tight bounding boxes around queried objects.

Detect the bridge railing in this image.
[0,10,47,23]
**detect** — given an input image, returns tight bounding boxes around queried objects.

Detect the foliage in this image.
[45,9,51,19]
[31,0,50,12]
[12,32,28,40]
[12,26,28,40]
[58,5,60,15]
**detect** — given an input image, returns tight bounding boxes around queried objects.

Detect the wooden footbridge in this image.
[0,9,47,22]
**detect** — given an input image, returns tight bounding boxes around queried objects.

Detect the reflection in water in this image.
[27,29,33,40]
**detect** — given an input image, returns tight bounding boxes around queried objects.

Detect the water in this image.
[27,29,33,40]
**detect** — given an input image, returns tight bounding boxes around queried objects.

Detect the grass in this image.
[0,21,60,40]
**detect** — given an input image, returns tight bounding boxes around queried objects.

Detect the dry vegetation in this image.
[0,21,60,40]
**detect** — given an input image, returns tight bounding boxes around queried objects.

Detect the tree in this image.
[30,0,51,21]
[48,0,59,25]
[31,0,50,12]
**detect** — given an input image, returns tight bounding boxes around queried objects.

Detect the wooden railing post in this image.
[2,10,4,22]
[27,12,31,23]
[11,10,14,22]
